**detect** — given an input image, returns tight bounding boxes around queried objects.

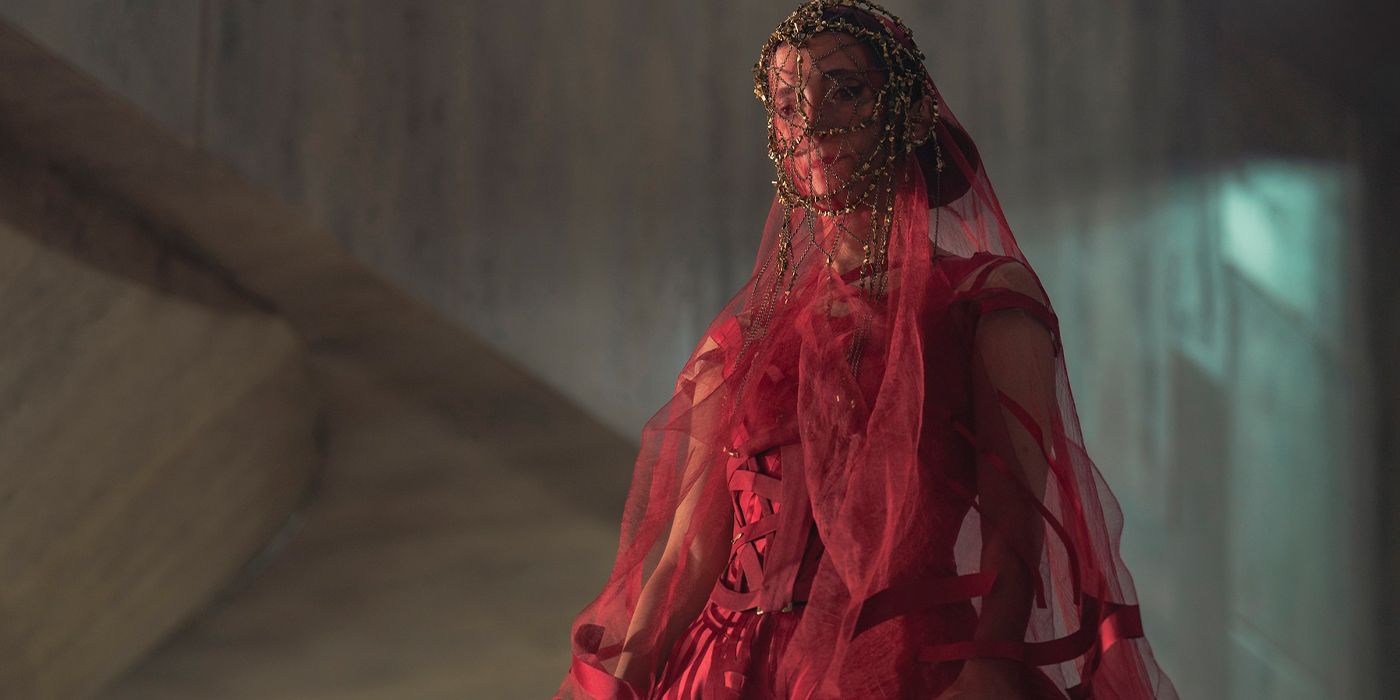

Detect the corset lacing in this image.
[709,442,823,616]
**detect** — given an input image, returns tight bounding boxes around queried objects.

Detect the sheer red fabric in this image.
[556,3,1177,698]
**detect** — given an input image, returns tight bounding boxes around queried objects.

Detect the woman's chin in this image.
[787,172,871,210]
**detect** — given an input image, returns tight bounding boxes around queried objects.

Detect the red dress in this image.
[558,85,1179,698]
[649,252,1023,699]
[649,443,823,699]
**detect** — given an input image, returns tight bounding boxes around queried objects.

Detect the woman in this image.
[557,2,1178,698]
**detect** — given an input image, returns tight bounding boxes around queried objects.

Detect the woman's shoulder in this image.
[940,251,1063,355]
[939,250,1045,303]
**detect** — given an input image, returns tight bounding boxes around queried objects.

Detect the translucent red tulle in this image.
[556,26,1177,698]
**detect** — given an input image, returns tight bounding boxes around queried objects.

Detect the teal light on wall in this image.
[1218,156,1363,698]
[1219,158,1350,345]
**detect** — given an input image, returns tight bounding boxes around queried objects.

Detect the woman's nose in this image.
[799,82,830,129]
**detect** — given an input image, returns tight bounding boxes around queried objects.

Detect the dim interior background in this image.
[0,1,1393,699]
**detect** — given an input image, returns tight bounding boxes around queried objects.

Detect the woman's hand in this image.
[934,658,1028,699]
[614,650,658,695]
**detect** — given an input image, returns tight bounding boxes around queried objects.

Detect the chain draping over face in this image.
[742,0,943,391]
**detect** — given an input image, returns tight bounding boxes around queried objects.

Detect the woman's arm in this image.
[943,260,1059,696]
[613,458,731,689]
[614,333,735,691]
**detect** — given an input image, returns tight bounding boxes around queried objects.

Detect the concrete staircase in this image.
[0,20,630,699]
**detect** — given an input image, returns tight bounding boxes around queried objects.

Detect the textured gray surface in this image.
[0,19,637,698]
[0,145,317,699]
[0,0,201,140]
[193,1,779,442]
[100,354,632,700]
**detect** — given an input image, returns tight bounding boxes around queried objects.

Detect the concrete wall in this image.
[0,2,1386,698]
[0,134,320,699]
[892,4,1373,698]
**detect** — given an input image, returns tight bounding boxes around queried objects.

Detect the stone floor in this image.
[101,352,636,700]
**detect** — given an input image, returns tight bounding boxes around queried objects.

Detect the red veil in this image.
[557,2,1177,698]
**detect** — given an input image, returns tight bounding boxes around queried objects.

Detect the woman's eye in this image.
[835,84,862,100]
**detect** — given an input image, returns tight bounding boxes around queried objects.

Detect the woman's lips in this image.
[815,151,854,168]
[796,148,847,167]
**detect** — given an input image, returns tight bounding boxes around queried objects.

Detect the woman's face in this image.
[768,31,888,209]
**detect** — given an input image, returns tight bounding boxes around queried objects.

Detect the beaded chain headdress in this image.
[744,0,943,377]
